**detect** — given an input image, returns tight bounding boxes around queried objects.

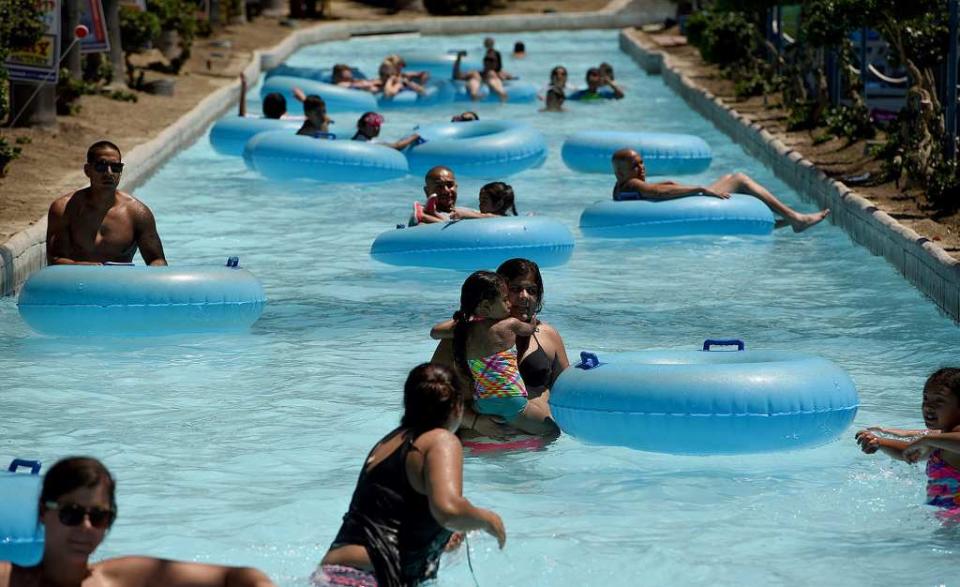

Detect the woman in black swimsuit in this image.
[314,363,505,587]
[431,258,570,437]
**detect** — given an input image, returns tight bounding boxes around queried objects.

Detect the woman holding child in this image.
[431,258,569,438]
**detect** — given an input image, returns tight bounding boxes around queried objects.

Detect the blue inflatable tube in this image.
[453,80,538,103]
[579,194,775,238]
[401,52,482,78]
[0,459,44,566]
[260,76,376,112]
[18,264,266,336]
[209,116,303,157]
[370,216,575,270]
[406,120,547,178]
[549,342,859,455]
[243,130,408,183]
[562,131,713,175]
[265,64,366,83]
[377,80,455,109]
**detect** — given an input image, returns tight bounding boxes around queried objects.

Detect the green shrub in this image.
[422,0,493,16]
[823,103,876,144]
[686,10,757,66]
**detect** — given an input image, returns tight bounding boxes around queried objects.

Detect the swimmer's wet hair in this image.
[926,368,960,399]
[86,140,121,163]
[332,64,351,81]
[41,456,117,513]
[598,62,614,79]
[401,363,464,432]
[497,258,544,315]
[262,92,287,119]
[303,95,326,115]
[453,271,509,391]
[586,67,601,81]
[480,181,517,216]
[550,65,567,80]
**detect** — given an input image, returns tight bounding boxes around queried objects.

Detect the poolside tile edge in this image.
[619,29,960,322]
[0,5,670,297]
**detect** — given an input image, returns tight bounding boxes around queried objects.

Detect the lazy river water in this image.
[1,29,957,585]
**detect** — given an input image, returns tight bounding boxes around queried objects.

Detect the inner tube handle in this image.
[576,351,601,370]
[702,339,745,351]
[7,459,41,474]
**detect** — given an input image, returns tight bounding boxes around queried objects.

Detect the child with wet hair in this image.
[478,182,518,216]
[856,368,960,513]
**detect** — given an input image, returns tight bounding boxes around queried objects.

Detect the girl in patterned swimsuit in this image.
[432,271,559,436]
[856,368,960,516]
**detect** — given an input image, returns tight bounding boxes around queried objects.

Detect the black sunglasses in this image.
[92,160,125,173]
[45,501,116,529]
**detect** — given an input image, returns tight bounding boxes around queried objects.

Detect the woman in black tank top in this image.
[314,364,506,587]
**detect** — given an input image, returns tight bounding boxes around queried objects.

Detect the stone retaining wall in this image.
[0,1,672,296]
[620,31,960,322]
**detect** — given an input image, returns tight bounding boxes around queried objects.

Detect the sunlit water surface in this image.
[2,30,958,586]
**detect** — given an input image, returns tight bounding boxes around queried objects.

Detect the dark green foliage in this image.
[824,103,876,144]
[120,8,162,53]
[422,0,493,15]
[686,10,757,66]
[0,135,22,175]
[0,0,47,122]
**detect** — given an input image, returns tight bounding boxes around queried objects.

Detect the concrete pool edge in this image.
[0,2,672,297]
[619,29,960,322]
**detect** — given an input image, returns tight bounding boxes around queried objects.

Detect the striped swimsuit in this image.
[468,349,527,400]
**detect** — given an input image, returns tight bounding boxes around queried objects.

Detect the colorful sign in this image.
[6,0,62,84]
[79,0,110,54]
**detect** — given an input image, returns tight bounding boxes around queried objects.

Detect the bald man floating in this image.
[611,148,829,232]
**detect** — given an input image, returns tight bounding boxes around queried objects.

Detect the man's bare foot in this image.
[790,209,830,232]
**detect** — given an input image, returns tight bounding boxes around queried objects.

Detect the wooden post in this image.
[946,0,958,159]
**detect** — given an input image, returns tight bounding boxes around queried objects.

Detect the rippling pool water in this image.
[2,29,958,586]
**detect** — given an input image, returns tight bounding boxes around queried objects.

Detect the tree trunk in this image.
[209,0,221,27]
[102,0,124,85]
[63,0,82,79]
[9,82,58,128]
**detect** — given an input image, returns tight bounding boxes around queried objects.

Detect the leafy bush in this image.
[824,103,876,143]
[0,0,46,122]
[422,0,493,16]
[120,8,161,86]
[0,134,22,176]
[685,10,757,66]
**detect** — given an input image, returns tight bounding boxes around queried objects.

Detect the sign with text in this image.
[79,0,110,53]
[6,0,62,83]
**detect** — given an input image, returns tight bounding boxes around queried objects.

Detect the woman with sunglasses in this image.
[314,363,505,586]
[0,457,275,587]
[431,258,569,439]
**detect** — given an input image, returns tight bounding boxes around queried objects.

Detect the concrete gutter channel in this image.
[620,31,960,322]
[6,7,956,326]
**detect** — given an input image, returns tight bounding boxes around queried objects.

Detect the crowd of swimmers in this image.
[236,35,628,149]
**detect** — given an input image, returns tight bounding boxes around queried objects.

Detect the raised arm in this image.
[133,202,167,266]
[421,431,506,547]
[238,74,247,117]
[431,318,456,340]
[100,556,275,587]
[605,78,624,99]
[453,52,465,80]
